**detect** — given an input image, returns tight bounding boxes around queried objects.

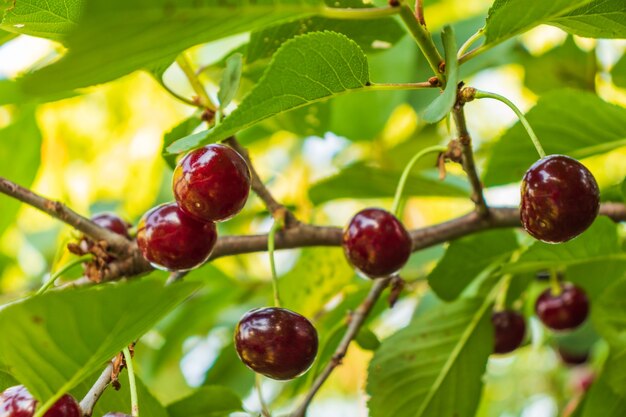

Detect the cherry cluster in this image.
[493,154,598,356]
[136,144,251,271]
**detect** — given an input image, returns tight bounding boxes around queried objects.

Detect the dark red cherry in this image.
[520,155,599,243]
[535,283,589,331]
[173,144,251,222]
[136,202,217,271]
[234,307,318,380]
[342,208,412,279]
[91,212,131,239]
[557,347,589,366]
[0,385,81,417]
[492,310,526,354]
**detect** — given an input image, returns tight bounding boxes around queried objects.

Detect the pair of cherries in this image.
[0,385,129,417]
[492,283,589,355]
[137,144,251,272]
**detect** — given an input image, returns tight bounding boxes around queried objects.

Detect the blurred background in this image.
[1,0,625,415]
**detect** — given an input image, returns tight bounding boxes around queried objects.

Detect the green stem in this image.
[391,145,448,217]
[319,6,399,19]
[256,373,272,417]
[176,53,216,110]
[459,43,493,65]
[369,82,436,91]
[398,5,444,83]
[268,219,282,307]
[549,270,562,296]
[473,90,546,158]
[457,27,484,59]
[36,255,93,295]
[123,347,139,417]
[153,76,198,107]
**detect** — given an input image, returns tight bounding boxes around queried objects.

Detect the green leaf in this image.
[202,342,255,398]
[218,53,243,109]
[485,0,593,45]
[308,165,469,205]
[162,115,202,169]
[484,89,626,186]
[167,386,242,417]
[279,247,355,318]
[501,218,626,299]
[367,298,493,417]
[0,370,18,391]
[167,31,370,153]
[612,53,626,89]
[603,352,626,397]
[0,0,81,41]
[593,276,626,347]
[356,327,381,351]
[520,36,596,94]
[422,25,457,123]
[73,373,168,417]
[580,369,626,416]
[550,1,626,39]
[11,0,324,103]
[0,106,42,237]
[621,177,626,202]
[0,29,18,45]
[428,230,518,301]
[246,12,404,64]
[0,279,200,406]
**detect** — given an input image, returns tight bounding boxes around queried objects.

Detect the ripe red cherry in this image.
[234,307,318,380]
[520,155,599,243]
[91,212,131,239]
[557,347,589,366]
[492,310,526,354]
[137,202,217,271]
[342,208,412,278]
[0,385,81,417]
[173,144,251,222]
[535,283,589,331]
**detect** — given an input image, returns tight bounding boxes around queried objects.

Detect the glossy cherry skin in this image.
[0,385,81,417]
[91,212,131,239]
[535,284,589,331]
[173,144,251,223]
[234,307,318,380]
[520,155,599,243]
[136,202,217,271]
[492,310,526,354]
[557,347,589,366]
[342,208,412,278]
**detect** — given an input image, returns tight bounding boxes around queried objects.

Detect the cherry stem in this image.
[36,255,93,295]
[268,218,282,307]
[176,53,216,111]
[457,27,485,59]
[549,270,562,296]
[123,347,139,417]
[255,374,272,417]
[473,90,547,158]
[391,145,448,217]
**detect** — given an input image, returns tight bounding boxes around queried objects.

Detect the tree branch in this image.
[289,276,392,417]
[452,100,489,218]
[80,362,114,417]
[414,0,425,25]
[224,136,299,228]
[0,177,132,255]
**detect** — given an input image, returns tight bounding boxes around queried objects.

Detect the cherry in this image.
[136,202,217,271]
[234,307,318,380]
[342,208,412,278]
[0,385,80,417]
[520,155,599,243]
[492,310,526,354]
[91,212,131,239]
[557,347,589,366]
[535,283,589,331]
[173,144,251,223]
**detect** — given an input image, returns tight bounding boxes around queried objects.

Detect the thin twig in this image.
[452,101,489,218]
[289,277,392,417]
[224,137,299,228]
[414,0,425,25]
[80,362,114,417]
[0,177,132,255]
